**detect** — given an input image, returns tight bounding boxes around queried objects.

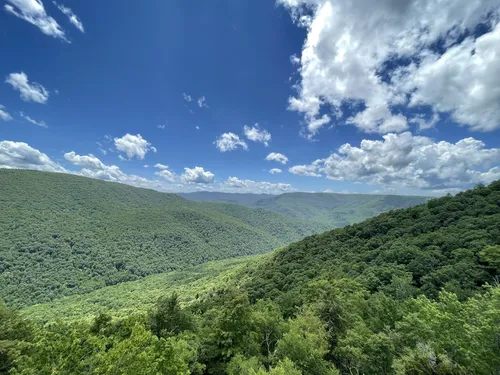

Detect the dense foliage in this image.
[2,181,499,374]
[181,191,429,227]
[0,170,327,307]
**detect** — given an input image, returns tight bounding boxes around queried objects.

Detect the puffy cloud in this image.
[279,0,500,136]
[114,133,156,160]
[4,0,67,41]
[265,152,288,164]
[0,105,13,121]
[53,1,84,32]
[244,124,271,146]
[223,177,294,194]
[6,72,49,104]
[214,133,248,152]
[64,151,105,170]
[0,140,65,172]
[183,93,192,102]
[197,96,208,108]
[288,163,322,177]
[20,112,47,128]
[181,166,215,184]
[65,151,156,188]
[290,132,500,190]
[403,22,500,132]
[157,124,166,129]
[154,163,177,182]
[269,168,282,174]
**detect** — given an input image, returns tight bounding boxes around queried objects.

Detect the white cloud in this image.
[20,112,47,128]
[197,96,209,108]
[183,93,192,102]
[6,72,49,104]
[196,126,200,130]
[289,132,500,190]
[0,140,65,172]
[244,124,271,146]
[403,22,500,132]
[265,152,288,164]
[96,142,107,155]
[143,164,149,168]
[215,133,248,152]
[279,0,500,136]
[157,124,166,129]
[269,168,282,174]
[53,1,84,32]
[223,177,294,194]
[154,164,177,182]
[5,0,67,41]
[64,151,105,170]
[0,105,13,121]
[114,133,155,160]
[181,166,214,184]
[289,163,322,177]
[410,113,440,131]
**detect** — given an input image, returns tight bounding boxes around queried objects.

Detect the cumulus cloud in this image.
[403,22,500,132]
[4,0,67,41]
[154,163,177,182]
[197,96,209,108]
[53,1,84,32]
[0,105,13,121]
[269,168,282,174]
[183,93,192,102]
[279,0,500,136]
[157,124,166,129]
[6,72,49,104]
[288,163,322,177]
[214,133,248,152]
[64,150,156,188]
[114,133,156,160]
[244,124,271,146]
[265,152,288,164]
[181,166,215,184]
[289,132,500,190]
[223,176,294,194]
[0,140,65,172]
[20,112,47,128]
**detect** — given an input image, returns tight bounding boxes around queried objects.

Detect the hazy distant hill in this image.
[181,191,430,227]
[0,170,327,307]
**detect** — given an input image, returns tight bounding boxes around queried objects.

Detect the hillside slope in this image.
[242,182,500,303]
[7,181,500,375]
[0,170,327,308]
[181,191,429,227]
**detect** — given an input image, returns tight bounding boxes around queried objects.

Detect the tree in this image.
[275,309,339,375]
[149,293,193,338]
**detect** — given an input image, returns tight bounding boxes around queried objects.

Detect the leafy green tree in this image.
[149,293,193,337]
[393,343,467,375]
[250,299,284,359]
[275,309,339,375]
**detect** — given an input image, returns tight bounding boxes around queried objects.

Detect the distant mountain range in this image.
[180,191,430,227]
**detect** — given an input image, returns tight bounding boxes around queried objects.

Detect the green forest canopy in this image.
[0,169,328,308]
[2,180,499,374]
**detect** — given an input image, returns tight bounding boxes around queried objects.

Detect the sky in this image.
[1,0,500,196]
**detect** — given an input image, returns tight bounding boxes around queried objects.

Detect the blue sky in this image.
[1,0,500,196]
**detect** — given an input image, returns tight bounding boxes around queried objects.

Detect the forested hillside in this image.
[181,191,429,227]
[0,170,327,308]
[3,181,499,375]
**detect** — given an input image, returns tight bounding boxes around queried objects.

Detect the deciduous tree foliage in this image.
[2,180,500,374]
[0,170,327,308]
